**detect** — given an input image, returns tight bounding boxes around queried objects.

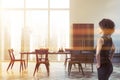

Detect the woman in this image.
[96,18,115,80]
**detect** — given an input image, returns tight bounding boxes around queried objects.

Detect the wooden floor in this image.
[0,61,120,80]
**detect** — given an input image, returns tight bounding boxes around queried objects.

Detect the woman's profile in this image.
[96,18,115,80]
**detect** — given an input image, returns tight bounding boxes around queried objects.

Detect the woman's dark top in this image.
[100,36,113,64]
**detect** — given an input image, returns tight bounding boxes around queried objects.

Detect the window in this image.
[26,0,48,8]
[1,0,24,8]
[0,0,70,60]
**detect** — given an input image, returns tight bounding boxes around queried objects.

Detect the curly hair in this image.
[99,18,115,34]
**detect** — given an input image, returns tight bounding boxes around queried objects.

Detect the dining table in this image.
[20,51,71,67]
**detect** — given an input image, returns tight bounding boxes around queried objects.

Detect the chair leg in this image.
[45,63,50,76]
[68,62,70,76]
[7,61,12,71]
[78,63,81,72]
[91,63,93,72]
[23,61,26,69]
[11,61,14,69]
[21,61,24,71]
[33,63,39,76]
[79,63,84,75]
[68,62,72,76]
[20,61,25,72]
[73,63,77,68]
[64,58,67,68]
[20,61,22,72]
[37,64,40,72]
[85,63,86,67]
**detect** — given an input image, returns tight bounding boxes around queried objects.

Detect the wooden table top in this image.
[20,51,70,54]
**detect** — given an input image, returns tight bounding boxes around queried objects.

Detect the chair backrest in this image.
[8,49,15,60]
[64,48,73,58]
[70,50,94,63]
[81,50,95,63]
[35,48,49,62]
[84,53,94,63]
[70,50,82,61]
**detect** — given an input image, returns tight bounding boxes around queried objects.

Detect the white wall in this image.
[70,0,120,50]
[70,0,120,26]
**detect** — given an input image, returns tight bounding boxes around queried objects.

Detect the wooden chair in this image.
[33,48,50,76]
[6,49,26,72]
[68,50,95,76]
[68,50,84,76]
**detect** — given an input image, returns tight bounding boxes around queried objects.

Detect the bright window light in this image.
[26,0,48,8]
[0,0,70,61]
[50,0,69,8]
[50,10,70,49]
[1,0,24,8]
[26,11,48,50]
[1,11,24,52]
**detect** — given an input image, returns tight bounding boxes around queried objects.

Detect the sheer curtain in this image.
[0,0,70,60]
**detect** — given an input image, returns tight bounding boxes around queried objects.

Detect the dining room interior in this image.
[0,0,120,80]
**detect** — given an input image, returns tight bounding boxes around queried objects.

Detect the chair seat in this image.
[13,59,25,61]
[69,60,80,63]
